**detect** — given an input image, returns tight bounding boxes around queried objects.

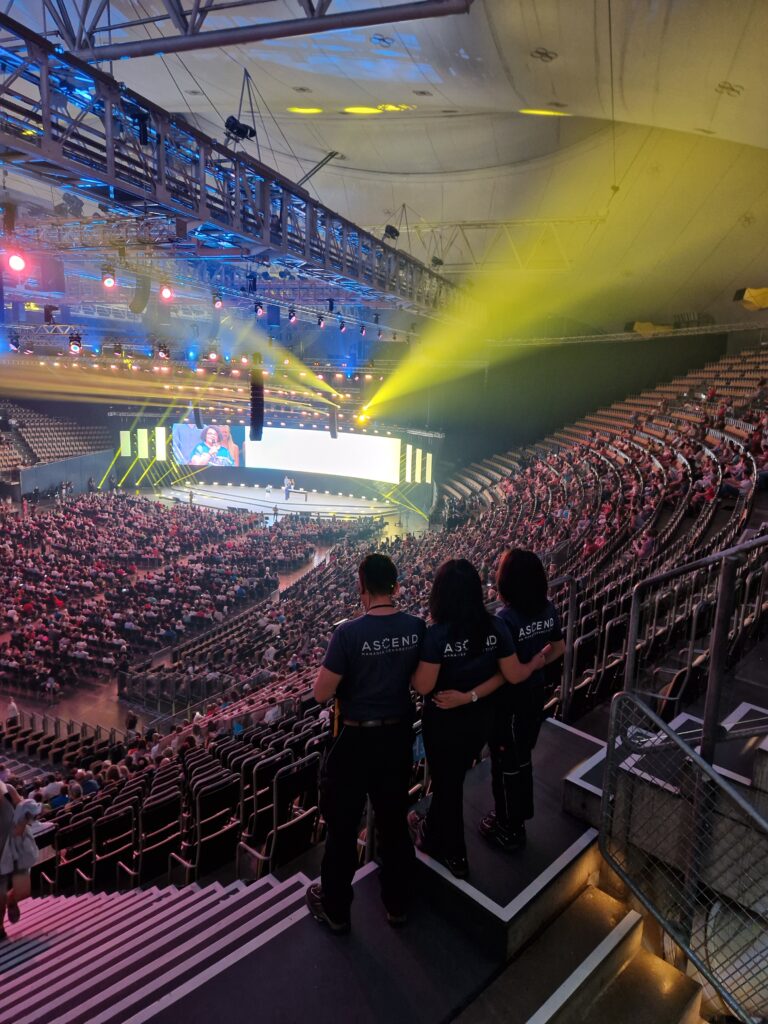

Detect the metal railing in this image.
[601,691,768,1023]
[624,532,768,740]
[6,707,126,747]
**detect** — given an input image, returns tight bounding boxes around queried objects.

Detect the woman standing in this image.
[480,549,565,852]
[411,559,548,879]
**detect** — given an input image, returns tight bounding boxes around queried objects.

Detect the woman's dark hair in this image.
[429,558,492,654]
[496,549,549,616]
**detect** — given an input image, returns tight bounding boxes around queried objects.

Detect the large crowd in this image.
[0,494,346,699]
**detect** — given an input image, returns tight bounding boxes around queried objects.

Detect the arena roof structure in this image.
[1,0,767,341]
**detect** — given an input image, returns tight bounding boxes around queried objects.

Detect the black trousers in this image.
[320,722,415,921]
[422,705,487,858]
[487,681,545,830]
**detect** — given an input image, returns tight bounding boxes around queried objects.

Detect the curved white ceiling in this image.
[9,0,768,329]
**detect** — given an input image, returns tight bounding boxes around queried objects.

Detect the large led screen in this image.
[244,428,402,484]
[172,423,245,467]
[173,423,402,484]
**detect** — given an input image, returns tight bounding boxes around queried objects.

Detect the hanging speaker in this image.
[250,371,264,442]
[193,405,203,429]
[129,274,151,314]
[267,304,281,328]
[329,406,338,440]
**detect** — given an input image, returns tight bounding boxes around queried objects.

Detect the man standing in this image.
[307,553,425,933]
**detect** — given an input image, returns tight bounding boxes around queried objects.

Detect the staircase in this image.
[0,874,311,1024]
[454,883,703,1024]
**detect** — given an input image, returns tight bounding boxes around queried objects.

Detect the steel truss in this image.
[30,1,475,61]
[0,12,451,313]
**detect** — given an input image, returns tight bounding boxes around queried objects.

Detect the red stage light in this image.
[159,284,173,301]
[7,252,26,273]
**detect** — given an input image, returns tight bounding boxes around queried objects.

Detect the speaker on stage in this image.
[329,406,338,440]
[250,371,264,441]
[193,405,203,429]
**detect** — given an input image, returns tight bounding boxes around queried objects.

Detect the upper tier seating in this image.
[0,401,113,464]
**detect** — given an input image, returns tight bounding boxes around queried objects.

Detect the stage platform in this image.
[161,483,399,520]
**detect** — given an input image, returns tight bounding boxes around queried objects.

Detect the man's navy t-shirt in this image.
[420,618,515,708]
[496,601,562,688]
[323,611,425,720]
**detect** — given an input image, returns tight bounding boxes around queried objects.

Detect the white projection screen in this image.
[244,428,402,484]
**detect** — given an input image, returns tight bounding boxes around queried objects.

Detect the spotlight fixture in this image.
[383,224,400,241]
[213,293,223,309]
[113,341,124,358]
[101,264,116,289]
[327,298,335,313]
[318,314,325,328]
[157,342,170,359]
[377,329,383,340]
[734,287,768,311]
[374,313,380,325]
[69,333,82,354]
[6,251,27,273]
[206,349,219,361]
[224,115,257,141]
[23,340,34,355]
[159,284,173,301]
[9,332,20,352]
[339,319,346,333]
[44,304,59,325]
[360,325,366,337]
[288,307,297,323]
[255,301,264,317]
[431,256,444,268]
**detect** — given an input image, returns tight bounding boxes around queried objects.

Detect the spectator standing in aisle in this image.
[5,698,18,729]
[307,553,425,933]
[480,550,564,852]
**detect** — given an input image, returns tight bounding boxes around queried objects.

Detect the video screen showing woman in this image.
[172,423,244,467]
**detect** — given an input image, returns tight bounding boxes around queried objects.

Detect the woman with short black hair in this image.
[480,549,565,853]
[412,558,548,878]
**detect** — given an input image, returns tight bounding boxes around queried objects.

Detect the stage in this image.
[160,483,400,520]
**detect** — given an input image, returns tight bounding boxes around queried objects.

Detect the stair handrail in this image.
[601,690,768,1023]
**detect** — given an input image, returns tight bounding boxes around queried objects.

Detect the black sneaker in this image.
[443,855,470,880]
[478,811,497,840]
[7,902,20,925]
[479,812,526,852]
[385,908,409,928]
[305,883,350,934]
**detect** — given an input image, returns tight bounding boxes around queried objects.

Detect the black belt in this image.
[342,717,403,728]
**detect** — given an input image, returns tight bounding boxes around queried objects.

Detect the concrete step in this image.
[454,887,641,1024]
[6,876,308,1024]
[79,875,312,1024]
[0,887,190,991]
[575,947,702,1024]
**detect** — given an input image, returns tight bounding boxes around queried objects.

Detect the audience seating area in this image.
[0,344,766,914]
[0,402,113,464]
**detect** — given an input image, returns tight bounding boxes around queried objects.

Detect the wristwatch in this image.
[470,690,478,703]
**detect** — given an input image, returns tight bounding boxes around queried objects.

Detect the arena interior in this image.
[1,2,768,1021]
